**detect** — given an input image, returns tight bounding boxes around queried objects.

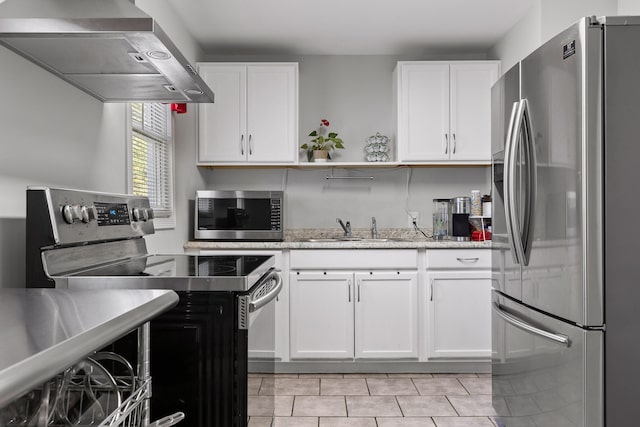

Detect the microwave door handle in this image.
[493,302,571,347]
[504,100,521,265]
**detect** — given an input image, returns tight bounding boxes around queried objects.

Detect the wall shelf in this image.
[197,161,491,169]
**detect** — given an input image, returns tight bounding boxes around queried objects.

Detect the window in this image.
[127,103,175,229]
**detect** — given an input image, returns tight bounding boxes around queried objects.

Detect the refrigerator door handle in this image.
[508,99,535,266]
[492,302,571,347]
[518,99,537,266]
[504,100,521,265]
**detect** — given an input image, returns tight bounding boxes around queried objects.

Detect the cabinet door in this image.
[197,64,247,163]
[354,272,418,359]
[289,271,354,359]
[397,63,450,161]
[246,64,298,163]
[426,270,492,359]
[449,62,499,161]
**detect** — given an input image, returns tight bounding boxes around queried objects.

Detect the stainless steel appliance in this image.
[450,196,470,241]
[0,0,215,103]
[195,190,284,241]
[491,16,640,427]
[432,198,450,240]
[26,187,282,427]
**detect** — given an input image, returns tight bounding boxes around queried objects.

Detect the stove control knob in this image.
[132,207,148,222]
[146,208,155,220]
[62,204,75,224]
[62,205,82,224]
[80,205,97,223]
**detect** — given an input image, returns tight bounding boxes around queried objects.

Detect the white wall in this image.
[145,109,207,253]
[491,0,618,73]
[541,0,617,43]
[134,0,208,254]
[618,0,640,14]
[136,0,203,64]
[490,1,541,73]
[198,53,493,229]
[0,1,204,287]
[205,167,490,230]
[0,47,128,288]
[0,8,497,287]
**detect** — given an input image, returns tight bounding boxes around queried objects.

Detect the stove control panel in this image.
[28,187,155,246]
[95,202,131,226]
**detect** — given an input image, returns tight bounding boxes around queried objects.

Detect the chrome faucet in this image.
[371,216,378,239]
[336,218,352,237]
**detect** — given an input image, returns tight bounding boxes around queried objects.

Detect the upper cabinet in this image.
[197,63,299,165]
[394,61,500,164]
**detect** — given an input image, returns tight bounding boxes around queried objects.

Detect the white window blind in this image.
[129,103,174,227]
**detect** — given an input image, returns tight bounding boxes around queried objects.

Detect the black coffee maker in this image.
[450,197,471,241]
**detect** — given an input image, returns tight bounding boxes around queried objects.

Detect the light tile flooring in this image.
[248,373,498,427]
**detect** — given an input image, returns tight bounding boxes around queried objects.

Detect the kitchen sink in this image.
[298,237,409,243]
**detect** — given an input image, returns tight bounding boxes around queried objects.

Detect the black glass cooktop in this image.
[71,255,273,278]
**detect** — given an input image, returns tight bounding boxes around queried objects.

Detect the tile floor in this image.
[247,373,497,427]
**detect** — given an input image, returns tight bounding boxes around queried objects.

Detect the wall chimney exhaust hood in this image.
[0,0,215,103]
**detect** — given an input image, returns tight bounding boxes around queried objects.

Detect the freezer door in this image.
[491,64,522,300]
[492,291,603,427]
[519,18,603,326]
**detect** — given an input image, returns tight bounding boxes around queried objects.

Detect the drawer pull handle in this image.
[456,257,479,263]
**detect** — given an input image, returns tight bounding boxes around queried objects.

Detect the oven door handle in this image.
[249,271,283,312]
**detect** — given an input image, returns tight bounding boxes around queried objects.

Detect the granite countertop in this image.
[184,228,492,250]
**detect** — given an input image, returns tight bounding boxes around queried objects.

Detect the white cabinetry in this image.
[197,63,298,165]
[394,61,499,163]
[426,249,491,359]
[289,271,354,359]
[289,250,419,360]
[354,272,418,359]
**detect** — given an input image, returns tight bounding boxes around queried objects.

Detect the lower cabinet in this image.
[426,249,492,359]
[290,270,418,360]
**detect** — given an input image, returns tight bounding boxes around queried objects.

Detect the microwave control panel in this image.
[270,198,282,230]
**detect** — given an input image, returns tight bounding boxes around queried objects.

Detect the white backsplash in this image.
[203,166,490,230]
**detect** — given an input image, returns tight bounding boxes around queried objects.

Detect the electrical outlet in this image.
[408,211,419,227]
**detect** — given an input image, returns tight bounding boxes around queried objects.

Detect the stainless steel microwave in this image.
[194,190,284,241]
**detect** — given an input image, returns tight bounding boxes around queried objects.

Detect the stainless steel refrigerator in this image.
[491,16,640,427]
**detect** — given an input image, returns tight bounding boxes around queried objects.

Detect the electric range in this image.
[26,187,282,427]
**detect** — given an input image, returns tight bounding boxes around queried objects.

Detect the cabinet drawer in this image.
[290,250,418,270]
[426,249,490,269]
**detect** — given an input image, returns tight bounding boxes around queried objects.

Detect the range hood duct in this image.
[0,0,215,103]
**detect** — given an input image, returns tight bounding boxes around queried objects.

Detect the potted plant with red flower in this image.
[301,119,345,162]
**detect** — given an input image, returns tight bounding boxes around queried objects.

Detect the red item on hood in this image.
[171,103,187,114]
